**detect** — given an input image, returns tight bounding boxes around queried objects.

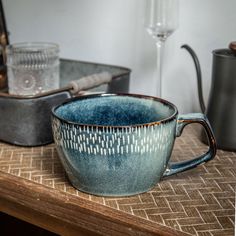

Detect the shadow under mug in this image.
[51,93,217,196]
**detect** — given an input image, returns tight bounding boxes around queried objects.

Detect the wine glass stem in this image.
[156,39,165,97]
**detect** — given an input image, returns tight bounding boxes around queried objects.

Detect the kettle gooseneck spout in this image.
[181,44,206,113]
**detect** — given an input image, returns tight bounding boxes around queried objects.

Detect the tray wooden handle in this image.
[69,72,112,95]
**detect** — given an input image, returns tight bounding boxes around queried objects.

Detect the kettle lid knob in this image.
[229,41,236,55]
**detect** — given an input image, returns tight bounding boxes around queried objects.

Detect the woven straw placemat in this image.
[0,125,235,236]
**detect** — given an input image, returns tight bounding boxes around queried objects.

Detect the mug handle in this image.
[163,113,217,177]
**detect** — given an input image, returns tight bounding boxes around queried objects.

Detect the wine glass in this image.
[145,0,179,97]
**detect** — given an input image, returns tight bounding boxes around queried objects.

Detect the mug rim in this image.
[51,93,178,128]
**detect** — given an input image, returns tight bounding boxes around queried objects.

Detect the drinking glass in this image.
[6,42,60,96]
[145,0,179,97]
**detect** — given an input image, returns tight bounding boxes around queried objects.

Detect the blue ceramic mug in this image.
[51,93,216,196]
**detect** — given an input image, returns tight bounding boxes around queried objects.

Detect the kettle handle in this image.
[181,44,206,113]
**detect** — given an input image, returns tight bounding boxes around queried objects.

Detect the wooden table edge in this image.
[0,171,190,236]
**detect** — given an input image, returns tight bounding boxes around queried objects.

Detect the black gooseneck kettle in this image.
[182,42,236,151]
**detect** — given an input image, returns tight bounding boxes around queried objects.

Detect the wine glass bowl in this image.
[145,0,179,41]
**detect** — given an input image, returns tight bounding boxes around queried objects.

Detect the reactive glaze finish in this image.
[52,94,217,196]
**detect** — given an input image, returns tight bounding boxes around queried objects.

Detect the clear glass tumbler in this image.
[6,42,60,96]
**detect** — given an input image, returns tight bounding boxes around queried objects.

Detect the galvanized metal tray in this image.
[0,59,130,146]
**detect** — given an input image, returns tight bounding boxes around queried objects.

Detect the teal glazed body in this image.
[52,94,217,196]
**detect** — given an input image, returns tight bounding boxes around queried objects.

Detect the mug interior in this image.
[54,94,177,126]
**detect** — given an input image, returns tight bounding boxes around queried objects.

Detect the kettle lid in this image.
[229,41,236,54]
[213,41,236,58]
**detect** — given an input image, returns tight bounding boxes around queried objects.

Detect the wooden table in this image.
[0,125,235,236]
